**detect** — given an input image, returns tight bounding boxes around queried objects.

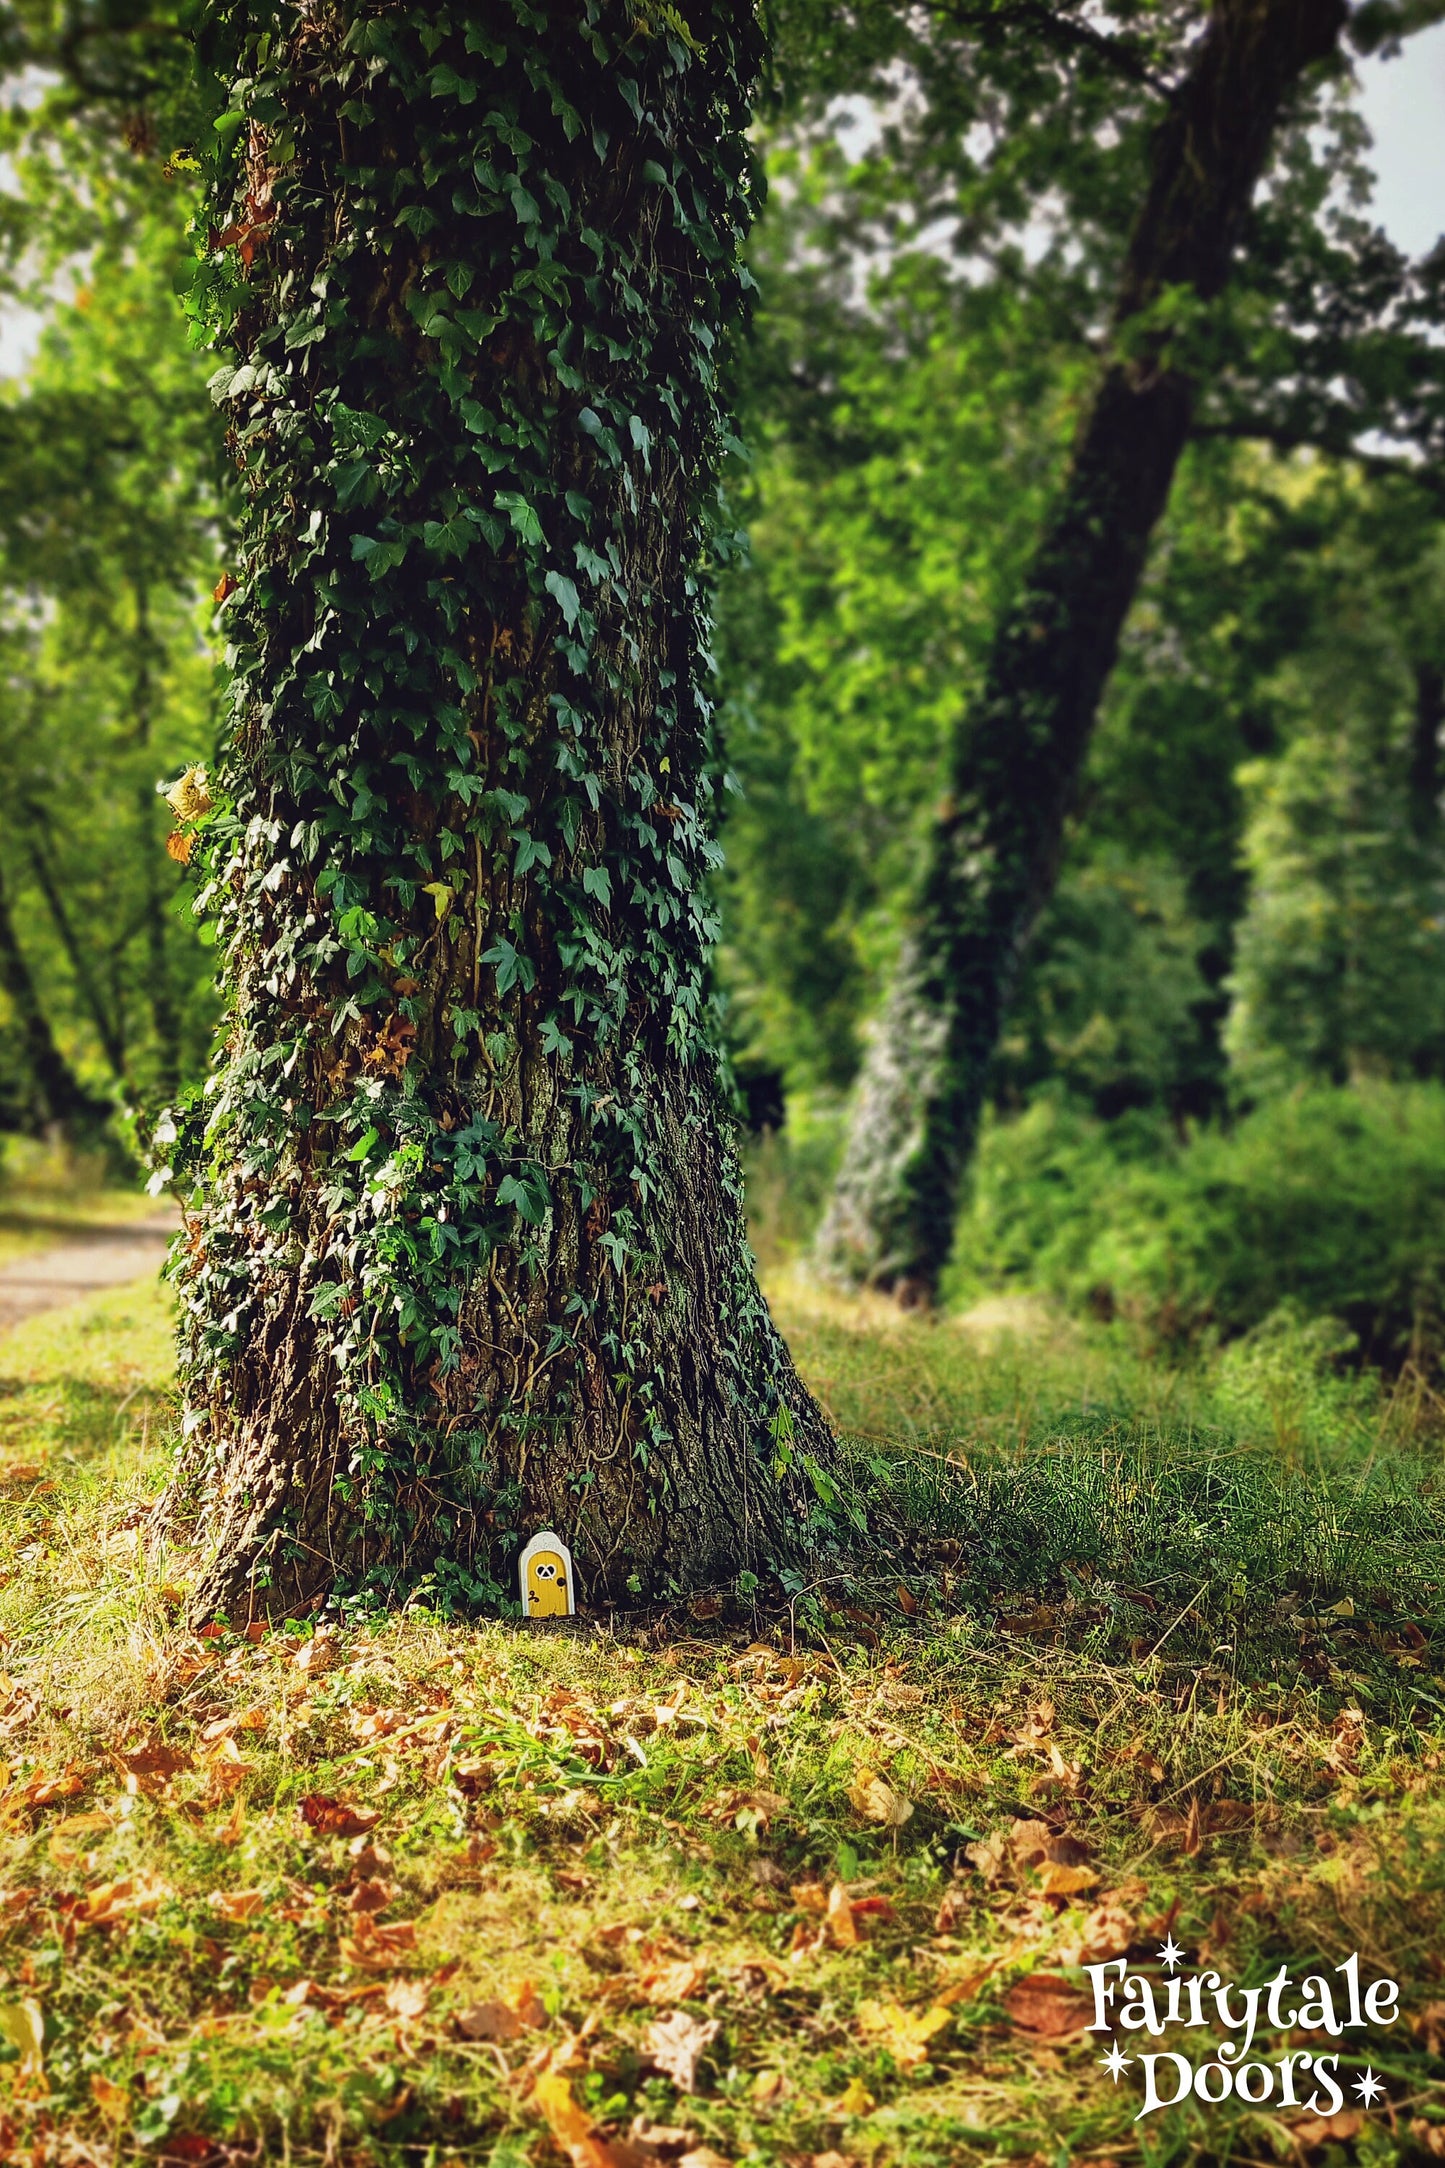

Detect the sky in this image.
[0,28,1440,379]
[1358,19,1445,259]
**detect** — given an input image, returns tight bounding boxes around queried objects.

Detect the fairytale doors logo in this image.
[1087,1938,1398,2120]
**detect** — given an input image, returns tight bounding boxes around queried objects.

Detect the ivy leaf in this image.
[495,492,543,548]
[423,514,471,560]
[581,865,612,907]
[512,832,552,876]
[346,1128,380,1163]
[480,938,535,995]
[544,569,581,630]
[496,1168,550,1225]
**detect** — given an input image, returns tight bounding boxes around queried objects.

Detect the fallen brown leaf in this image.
[117,1741,191,1782]
[533,2068,640,2168]
[214,1796,246,1847]
[384,1977,429,2023]
[51,1810,113,1839]
[300,1791,380,1838]
[1002,1973,1096,2040]
[826,1880,858,1948]
[629,2115,699,2155]
[349,1876,397,1916]
[646,2009,721,2093]
[20,1764,89,1809]
[456,1977,547,2040]
[1036,1860,1099,1898]
[342,1915,417,1969]
[636,1958,708,2004]
[847,1772,914,1829]
[1292,2110,1364,2148]
[201,1707,267,1741]
[1055,1895,1139,1966]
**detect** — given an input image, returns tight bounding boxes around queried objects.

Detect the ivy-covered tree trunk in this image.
[168,1,833,1624]
[814,0,1346,1301]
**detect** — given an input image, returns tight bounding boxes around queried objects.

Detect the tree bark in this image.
[815,0,1347,1300]
[170,1,834,1624]
[21,819,128,1081]
[0,851,110,1138]
[131,582,183,1099]
[1409,660,1444,841]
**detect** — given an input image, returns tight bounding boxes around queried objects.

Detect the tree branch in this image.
[926,0,1176,94]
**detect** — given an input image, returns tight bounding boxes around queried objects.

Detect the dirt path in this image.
[0,1213,177,1336]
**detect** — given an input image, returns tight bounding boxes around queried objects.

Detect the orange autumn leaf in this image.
[51,1811,112,1840]
[90,2071,128,2119]
[209,1889,265,1923]
[1035,1859,1099,1898]
[533,2069,625,2168]
[21,1765,89,1809]
[116,1740,192,1783]
[63,1872,170,1930]
[165,828,193,863]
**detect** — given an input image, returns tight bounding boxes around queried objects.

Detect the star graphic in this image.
[1353,2069,1386,2108]
[1157,1934,1185,1971]
[1099,2042,1132,2082]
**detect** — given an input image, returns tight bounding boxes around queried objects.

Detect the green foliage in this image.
[993,852,1213,1120]
[947,1083,1445,1364]
[0,134,219,1121]
[1225,514,1445,1092]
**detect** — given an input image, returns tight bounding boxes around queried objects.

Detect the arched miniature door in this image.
[519,1530,576,1619]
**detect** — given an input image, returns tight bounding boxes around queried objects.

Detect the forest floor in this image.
[0,1207,1441,2168]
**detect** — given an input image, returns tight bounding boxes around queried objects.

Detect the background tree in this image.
[790,0,1444,1298]
[158,0,835,1625]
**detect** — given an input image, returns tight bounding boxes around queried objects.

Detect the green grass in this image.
[0,1264,1440,2167]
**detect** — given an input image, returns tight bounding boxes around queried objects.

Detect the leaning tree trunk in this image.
[0,851,110,1139]
[166,0,834,1625]
[814,0,1347,1301]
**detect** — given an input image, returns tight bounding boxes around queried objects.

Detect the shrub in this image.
[947,1082,1445,1363]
